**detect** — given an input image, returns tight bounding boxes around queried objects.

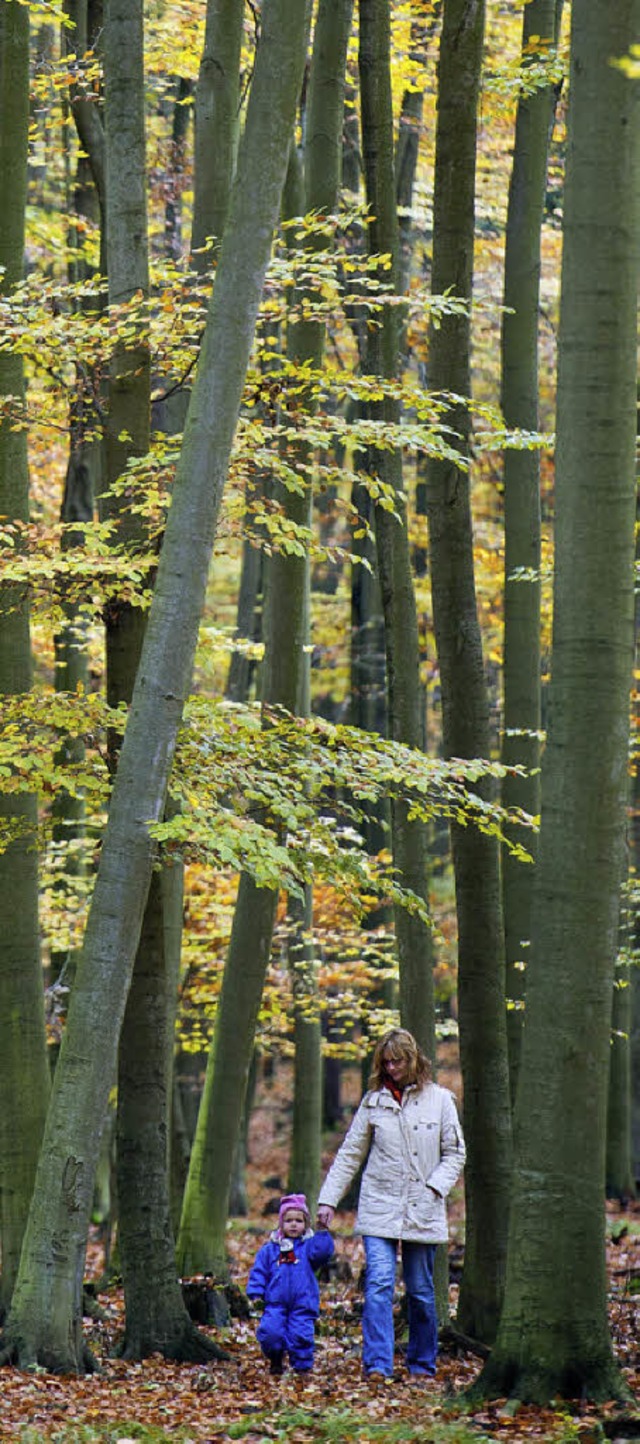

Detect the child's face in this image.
[281,1209,306,1238]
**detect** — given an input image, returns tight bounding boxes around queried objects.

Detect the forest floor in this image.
[2,1056,640,1443]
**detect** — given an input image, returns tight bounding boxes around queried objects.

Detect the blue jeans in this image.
[362,1235,437,1378]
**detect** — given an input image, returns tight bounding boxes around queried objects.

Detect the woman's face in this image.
[382,1049,410,1087]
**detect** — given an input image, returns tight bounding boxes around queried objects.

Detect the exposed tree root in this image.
[82,1342,102,1375]
[0,1329,99,1376]
[82,1284,108,1322]
[181,1277,251,1328]
[118,1319,231,1365]
[438,1322,491,1360]
[469,1352,632,1407]
[0,1336,16,1368]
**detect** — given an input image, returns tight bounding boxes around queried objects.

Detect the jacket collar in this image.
[368,1082,418,1108]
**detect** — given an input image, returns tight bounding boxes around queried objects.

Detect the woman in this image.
[317,1027,465,1381]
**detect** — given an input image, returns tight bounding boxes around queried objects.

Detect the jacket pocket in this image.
[405,1178,444,1234]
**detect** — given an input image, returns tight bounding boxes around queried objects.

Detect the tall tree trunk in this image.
[0,0,51,1317]
[165,76,192,260]
[288,887,323,1208]
[359,0,436,1061]
[116,869,225,1360]
[478,0,640,1403]
[172,0,247,1238]
[286,0,354,1211]
[608,498,640,1201]
[176,877,280,1278]
[425,0,511,1345]
[65,0,106,269]
[102,0,224,1362]
[501,0,563,1104]
[191,0,245,268]
[1,0,310,1372]
[629,507,640,1185]
[177,0,353,1273]
[395,5,439,304]
[51,0,105,1004]
[225,535,263,702]
[607,934,635,1202]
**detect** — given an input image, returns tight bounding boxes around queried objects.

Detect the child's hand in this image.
[249,1296,265,1316]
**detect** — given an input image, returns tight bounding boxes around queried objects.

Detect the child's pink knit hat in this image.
[278,1193,310,1228]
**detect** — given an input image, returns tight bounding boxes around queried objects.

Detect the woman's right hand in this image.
[316,1204,335,1229]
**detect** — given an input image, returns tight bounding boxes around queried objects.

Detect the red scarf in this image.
[384,1074,404,1105]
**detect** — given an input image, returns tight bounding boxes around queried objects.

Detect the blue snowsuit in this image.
[247,1229,334,1372]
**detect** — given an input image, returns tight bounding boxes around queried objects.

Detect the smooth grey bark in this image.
[0,0,51,1317]
[607,944,635,1202]
[395,6,438,300]
[191,0,245,267]
[359,0,436,1062]
[51,0,105,999]
[225,536,263,702]
[177,0,352,1273]
[425,0,511,1345]
[288,887,322,1209]
[65,0,106,270]
[350,479,388,777]
[501,0,563,1103]
[214,0,265,699]
[478,0,640,1403]
[629,510,640,1185]
[101,0,208,1362]
[116,869,226,1360]
[176,877,280,1278]
[171,0,246,1243]
[285,0,354,1212]
[1,0,310,1372]
[608,504,640,1201]
[228,1050,258,1216]
[165,77,192,260]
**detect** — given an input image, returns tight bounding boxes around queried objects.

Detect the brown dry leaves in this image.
[0,1068,639,1442]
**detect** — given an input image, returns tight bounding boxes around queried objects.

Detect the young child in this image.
[247,1192,334,1376]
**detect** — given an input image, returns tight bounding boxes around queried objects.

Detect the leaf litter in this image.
[1,1063,639,1443]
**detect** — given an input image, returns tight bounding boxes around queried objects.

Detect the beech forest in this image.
[0,0,639,1439]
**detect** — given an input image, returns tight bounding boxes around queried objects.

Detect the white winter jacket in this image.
[318,1081,465,1244]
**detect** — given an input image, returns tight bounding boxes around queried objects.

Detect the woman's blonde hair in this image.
[368,1027,432,1091]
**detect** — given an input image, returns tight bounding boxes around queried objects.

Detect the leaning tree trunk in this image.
[501,0,563,1104]
[425,0,512,1345]
[0,0,51,1318]
[177,0,353,1272]
[477,0,640,1404]
[359,0,436,1061]
[1,0,310,1373]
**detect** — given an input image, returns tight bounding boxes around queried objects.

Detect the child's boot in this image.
[268,1350,284,1376]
